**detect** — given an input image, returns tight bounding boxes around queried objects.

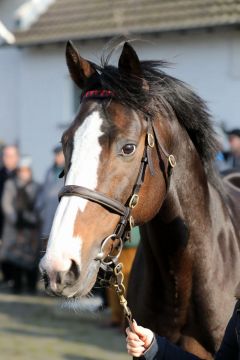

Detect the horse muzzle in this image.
[39,256,81,297]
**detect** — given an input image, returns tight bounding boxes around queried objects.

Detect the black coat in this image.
[0,178,41,269]
[142,301,240,360]
[0,167,16,237]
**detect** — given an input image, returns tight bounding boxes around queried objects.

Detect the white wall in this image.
[0,46,20,144]
[0,28,240,180]
[137,29,240,128]
[17,45,73,180]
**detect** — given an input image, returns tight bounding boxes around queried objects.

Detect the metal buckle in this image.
[147,133,154,148]
[168,154,176,168]
[129,194,139,208]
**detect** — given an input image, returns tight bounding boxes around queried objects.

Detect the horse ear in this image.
[66,40,95,89]
[118,42,148,90]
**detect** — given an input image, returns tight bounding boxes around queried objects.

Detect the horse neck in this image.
[139,120,239,345]
[144,122,224,296]
[160,122,213,227]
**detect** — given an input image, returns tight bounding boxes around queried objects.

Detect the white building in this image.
[0,0,240,180]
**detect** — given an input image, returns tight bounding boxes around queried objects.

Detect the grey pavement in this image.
[0,290,130,360]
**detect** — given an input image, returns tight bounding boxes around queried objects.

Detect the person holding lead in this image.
[126,300,240,359]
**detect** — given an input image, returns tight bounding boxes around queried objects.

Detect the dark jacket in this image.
[0,178,41,269]
[222,152,240,171]
[0,167,16,237]
[142,301,240,360]
[35,164,64,238]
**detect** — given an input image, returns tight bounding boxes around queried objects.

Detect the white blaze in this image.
[43,111,104,270]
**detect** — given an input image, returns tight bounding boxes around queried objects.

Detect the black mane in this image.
[88,55,221,190]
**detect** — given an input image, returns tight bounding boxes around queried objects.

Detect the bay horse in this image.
[40,40,240,359]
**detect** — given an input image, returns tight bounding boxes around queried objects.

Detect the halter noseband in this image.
[58,90,176,269]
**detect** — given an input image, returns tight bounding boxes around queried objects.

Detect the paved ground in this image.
[0,289,130,360]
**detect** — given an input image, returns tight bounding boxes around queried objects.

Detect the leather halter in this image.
[58,90,176,265]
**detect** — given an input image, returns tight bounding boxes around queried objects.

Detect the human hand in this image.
[126,321,154,357]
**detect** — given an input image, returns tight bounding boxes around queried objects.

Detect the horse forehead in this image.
[66,101,142,146]
[105,102,143,133]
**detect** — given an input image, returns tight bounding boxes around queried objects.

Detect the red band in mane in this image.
[81,89,115,101]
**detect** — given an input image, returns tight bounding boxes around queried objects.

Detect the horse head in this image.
[39,41,175,298]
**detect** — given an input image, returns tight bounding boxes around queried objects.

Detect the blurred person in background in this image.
[0,145,19,283]
[0,156,41,294]
[226,129,240,170]
[107,227,140,328]
[36,145,65,242]
[215,128,240,173]
[0,141,5,167]
[214,126,231,173]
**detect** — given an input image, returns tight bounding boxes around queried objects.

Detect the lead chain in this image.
[110,262,135,331]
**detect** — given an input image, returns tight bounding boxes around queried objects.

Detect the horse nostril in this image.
[56,272,62,285]
[40,259,80,294]
[64,260,80,285]
[42,271,50,288]
[70,259,80,279]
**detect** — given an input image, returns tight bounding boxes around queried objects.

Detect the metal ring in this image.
[102,238,123,266]
[129,194,139,209]
[147,133,155,148]
[129,215,134,229]
[94,234,116,261]
[98,236,123,266]
[168,154,176,168]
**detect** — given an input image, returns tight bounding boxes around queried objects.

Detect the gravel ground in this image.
[0,289,130,360]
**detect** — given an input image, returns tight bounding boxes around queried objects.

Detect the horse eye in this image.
[121,144,136,156]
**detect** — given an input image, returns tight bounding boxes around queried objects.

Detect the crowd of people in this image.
[0,144,64,294]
